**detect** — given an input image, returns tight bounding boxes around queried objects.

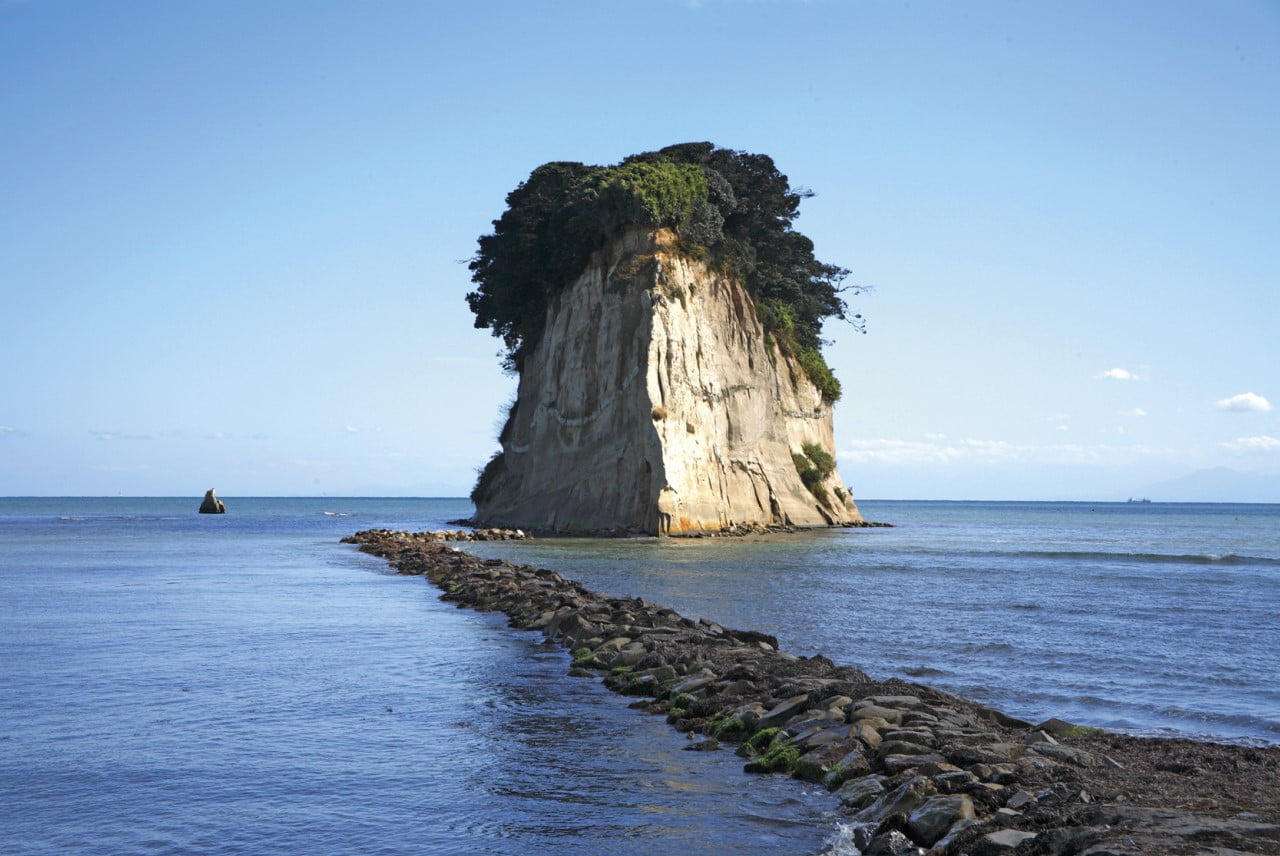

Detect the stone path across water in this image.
[343,530,1280,855]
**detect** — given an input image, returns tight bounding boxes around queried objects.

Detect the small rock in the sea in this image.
[198,488,226,514]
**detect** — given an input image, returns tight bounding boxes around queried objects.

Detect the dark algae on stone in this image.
[343,530,1280,855]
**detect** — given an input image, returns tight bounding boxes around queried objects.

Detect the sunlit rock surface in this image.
[472,227,861,535]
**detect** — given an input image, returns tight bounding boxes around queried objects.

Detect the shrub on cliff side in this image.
[801,442,836,479]
[794,444,837,506]
[465,143,863,400]
[470,451,505,504]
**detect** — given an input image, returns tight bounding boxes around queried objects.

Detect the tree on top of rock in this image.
[465,143,864,401]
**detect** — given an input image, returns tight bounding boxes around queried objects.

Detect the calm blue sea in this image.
[2,497,1277,855]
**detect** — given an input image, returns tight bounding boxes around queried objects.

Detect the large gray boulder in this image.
[199,489,226,514]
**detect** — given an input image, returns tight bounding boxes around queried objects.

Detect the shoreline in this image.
[343,529,1280,855]
[446,518,893,538]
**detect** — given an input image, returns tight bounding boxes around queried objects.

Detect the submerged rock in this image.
[198,489,225,514]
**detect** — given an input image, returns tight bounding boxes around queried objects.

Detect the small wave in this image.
[733,806,818,828]
[1112,726,1278,748]
[902,666,948,678]
[1009,603,1041,611]
[817,821,875,855]
[1021,550,1280,567]
[59,515,167,522]
[322,512,353,518]
[959,642,1016,654]
[1151,704,1280,736]
[1018,691,1280,747]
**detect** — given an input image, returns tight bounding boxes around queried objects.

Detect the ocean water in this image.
[2,498,1277,855]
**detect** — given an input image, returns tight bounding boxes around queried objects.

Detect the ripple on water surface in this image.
[461,500,1280,747]
[0,507,837,855]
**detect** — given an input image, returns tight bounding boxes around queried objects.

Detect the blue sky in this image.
[2,0,1277,500]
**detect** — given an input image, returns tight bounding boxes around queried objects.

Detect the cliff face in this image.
[472,227,861,535]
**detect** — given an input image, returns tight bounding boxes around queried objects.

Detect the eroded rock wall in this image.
[472,227,861,534]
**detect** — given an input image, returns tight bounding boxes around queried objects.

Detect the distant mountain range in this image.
[1138,467,1280,503]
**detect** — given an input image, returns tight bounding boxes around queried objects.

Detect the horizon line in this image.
[2,495,1278,505]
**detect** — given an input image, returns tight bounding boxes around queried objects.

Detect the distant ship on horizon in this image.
[1127,497,1153,503]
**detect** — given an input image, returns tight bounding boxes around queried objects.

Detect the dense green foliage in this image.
[793,442,837,505]
[800,442,837,478]
[465,142,861,398]
[470,451,504,504]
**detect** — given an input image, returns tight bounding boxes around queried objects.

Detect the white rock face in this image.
[472,227,861,534]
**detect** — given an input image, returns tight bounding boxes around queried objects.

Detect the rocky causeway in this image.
[343,529,1280,855]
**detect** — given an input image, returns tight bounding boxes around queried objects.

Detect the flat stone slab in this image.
[758,695,809,729]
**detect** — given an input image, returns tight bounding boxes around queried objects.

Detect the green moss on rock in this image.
[744,742,800,774]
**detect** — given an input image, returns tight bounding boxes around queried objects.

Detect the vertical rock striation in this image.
[472,227,861,535]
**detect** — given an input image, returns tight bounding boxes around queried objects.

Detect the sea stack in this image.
[199,489,226,514]
[465,144,864,535]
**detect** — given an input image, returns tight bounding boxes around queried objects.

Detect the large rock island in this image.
[465,143,866,535]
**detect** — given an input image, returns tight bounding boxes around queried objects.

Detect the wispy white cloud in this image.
[1216,392,1271,413]
[207,431,271,441]
[1220,435,1280,454]
[345,425,360,433]
[840,437,1172,467]
[90,430,151,441]
[840,438,959,465]
[1096,367,1138,381]
[1122,408,1148,417]
[0,425,26,438]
